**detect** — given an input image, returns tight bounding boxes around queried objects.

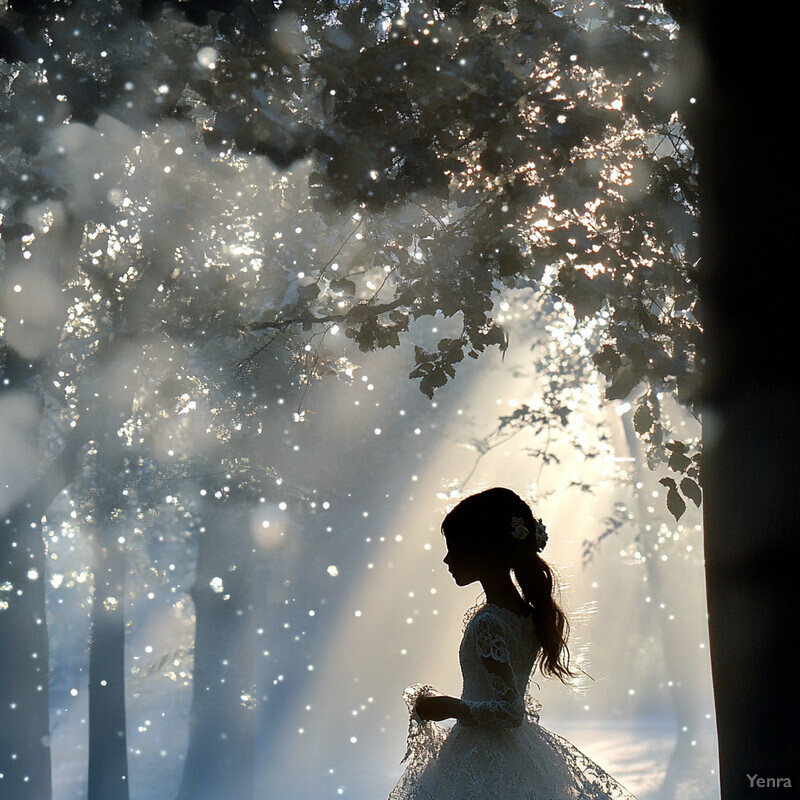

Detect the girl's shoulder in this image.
[462,601,534,631]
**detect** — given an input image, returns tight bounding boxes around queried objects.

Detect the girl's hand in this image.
[415,694,468,722]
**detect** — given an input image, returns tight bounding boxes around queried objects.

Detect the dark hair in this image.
[441,487,576,682]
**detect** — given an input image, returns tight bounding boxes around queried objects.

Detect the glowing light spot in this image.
[197,47,218,69]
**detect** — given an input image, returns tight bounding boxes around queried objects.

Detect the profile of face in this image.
[442,536,483,586]
[442,488,525,589]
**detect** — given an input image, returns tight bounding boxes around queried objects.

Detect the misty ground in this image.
[51,713,717,799]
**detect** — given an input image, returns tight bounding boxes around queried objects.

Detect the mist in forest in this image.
[31,304,714,799]
[0,2,717,798]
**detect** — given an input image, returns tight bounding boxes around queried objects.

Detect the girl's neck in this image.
[481,574,528,615]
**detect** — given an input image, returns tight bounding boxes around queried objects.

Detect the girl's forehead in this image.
[444,529,471,546]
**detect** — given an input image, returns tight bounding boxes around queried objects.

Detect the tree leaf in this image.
[667,446,691,473]
[680,477,702,507]
[419,369,448,398]
[296,283,320,302]
[606,362,639,401]
[330,278,356,295]
[666,486,686,520]
[633,401,653,434]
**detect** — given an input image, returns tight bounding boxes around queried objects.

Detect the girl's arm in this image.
[414,694,472,723]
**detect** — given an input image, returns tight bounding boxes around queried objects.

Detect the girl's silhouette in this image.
[388,487,637,799]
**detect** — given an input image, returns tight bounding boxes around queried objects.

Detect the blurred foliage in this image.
[1,0,699,524]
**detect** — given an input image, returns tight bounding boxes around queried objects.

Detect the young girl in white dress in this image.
[388,487,638,800]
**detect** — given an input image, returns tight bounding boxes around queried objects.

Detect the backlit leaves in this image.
[1,0,700,518]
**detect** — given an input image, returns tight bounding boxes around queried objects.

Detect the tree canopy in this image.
[2,0,700,514]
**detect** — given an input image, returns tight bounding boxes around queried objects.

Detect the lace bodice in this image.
[458,603,539,727]
[398,604,542,764]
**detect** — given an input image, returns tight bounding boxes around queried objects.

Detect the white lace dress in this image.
[388,603,637,800]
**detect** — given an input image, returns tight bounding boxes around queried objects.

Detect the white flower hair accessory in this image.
[510,515,548,552]
[510,517,529,540]
[532,518,548,552]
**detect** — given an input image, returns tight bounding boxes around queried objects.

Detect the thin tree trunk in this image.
[87,491,130,800]
[80,282,141,800]
[0,339,58,800]
[0,500,52,800]
[621,413,710,800]
[177,501,256,800]
[0,418,84,800]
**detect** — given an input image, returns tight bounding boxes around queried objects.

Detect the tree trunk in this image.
[177,501,256,800]
[87,495,130,800]
[621,413,713,800]
[703,391,798,797]
[0,338,56,800]
[0,416,84,800]
[0,501,52,800]
[685,5,800,798]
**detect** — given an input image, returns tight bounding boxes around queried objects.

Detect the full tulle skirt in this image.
[388,718,637,800]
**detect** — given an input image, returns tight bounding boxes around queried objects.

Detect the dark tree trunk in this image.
[0,501,52,800]
[683,4,800,798]
[80,285,143,800]
[177,501,256,800]
[87,493,130,800]
[703,393,798,798]
[0,338,59,800]
[0,417,83,800]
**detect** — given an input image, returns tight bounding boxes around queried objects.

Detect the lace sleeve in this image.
[399,684,447,764]
[462,612,525,727]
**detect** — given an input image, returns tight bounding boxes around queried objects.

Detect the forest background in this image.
[1,1,794,799]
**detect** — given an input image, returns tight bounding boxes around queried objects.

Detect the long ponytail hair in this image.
[442,487,576,683]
